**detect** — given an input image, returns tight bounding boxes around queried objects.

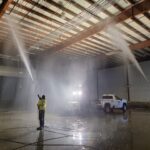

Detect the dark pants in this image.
[39,110,45,128]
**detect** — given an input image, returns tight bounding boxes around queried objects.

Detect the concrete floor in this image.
[0,110,150,150]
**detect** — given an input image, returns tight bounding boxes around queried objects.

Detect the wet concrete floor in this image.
[0,110,150,150]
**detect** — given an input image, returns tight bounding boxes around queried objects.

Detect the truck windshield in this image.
[115,96,121,100]
[102,96,113,99]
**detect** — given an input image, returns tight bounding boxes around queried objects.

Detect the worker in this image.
[37,94,46,130]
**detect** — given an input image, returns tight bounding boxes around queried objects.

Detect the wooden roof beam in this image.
[88,1,146,42]
[48,0,149,52]
[11,2,79,36]
[0,0,13,18]
[23,0,90,30]
[71,45,101,55]
[65,47,95,56]
[64,0,100,20]
[127,0,150,19]
[110,1,149,38]
[45,0,95,26]
[131,16,149,32]
[85,0,113,16]
[130,39,150,50]
[127,0,136,4]
[124,1,150,32]
[86,1,143,43]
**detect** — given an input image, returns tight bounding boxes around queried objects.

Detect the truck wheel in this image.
[122,104,127,113]
[104,104,111,113]
[111,107,114,113]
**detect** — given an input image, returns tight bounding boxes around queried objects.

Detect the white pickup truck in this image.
[99,94,127,113]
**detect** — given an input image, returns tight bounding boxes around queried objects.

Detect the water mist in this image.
[6,16,33,81]
[107,24,147,81]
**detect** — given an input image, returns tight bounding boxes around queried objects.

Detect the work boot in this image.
[37,127,43,130]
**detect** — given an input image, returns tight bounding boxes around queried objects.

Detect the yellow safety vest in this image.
[37,99,46,110]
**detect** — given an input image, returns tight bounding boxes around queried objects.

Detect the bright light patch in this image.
[72,90,82,96]
[72,91,77,96]
[73,132,83,144]
[78,91,82,96]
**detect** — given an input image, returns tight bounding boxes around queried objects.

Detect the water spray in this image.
[107,24,148,81]
[6,15,48,103]
[5,15,34,81]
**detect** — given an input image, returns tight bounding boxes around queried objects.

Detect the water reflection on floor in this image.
[0,110,150,150]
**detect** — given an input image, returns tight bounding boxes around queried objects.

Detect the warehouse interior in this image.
[0,0,150,150]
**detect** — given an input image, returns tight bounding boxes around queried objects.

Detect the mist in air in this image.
[6,16,33,81]
[0,14,147,113]
[33,55,96,113]
[0,15,97,113]
[106,24,147,81]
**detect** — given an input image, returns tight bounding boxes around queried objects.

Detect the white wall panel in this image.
[98,60,150,102]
